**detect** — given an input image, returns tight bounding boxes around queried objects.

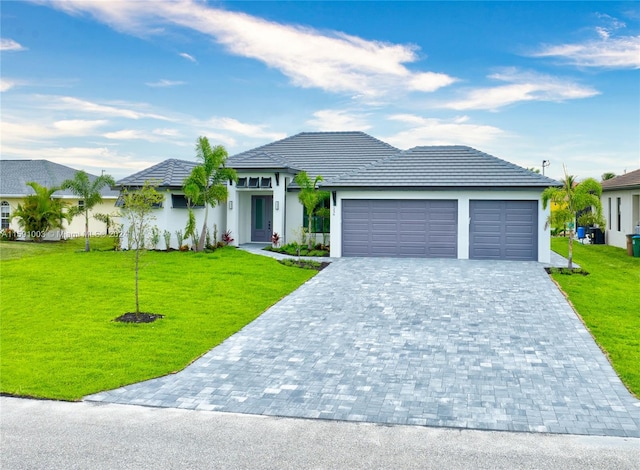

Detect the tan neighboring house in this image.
[600,169,640,249]
[0,160,119,240]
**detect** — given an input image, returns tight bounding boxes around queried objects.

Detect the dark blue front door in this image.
[251,195,273,242]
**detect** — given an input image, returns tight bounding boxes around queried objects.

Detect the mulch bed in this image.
[544,267,589,276]
[114,312,164,323]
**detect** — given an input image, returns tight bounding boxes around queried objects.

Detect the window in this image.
[608,198,611,230]
[78,200,85,209]
[237,177,247,188]
[303,198,331,233]
[1,201,10,229]
[260,177,272,188]
[248,177,259,188]
[171,194,203,208]
[617,197,622,231]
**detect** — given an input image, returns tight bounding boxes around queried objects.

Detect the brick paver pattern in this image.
[87,258,640,437]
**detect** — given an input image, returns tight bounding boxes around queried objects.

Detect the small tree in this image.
[542,167,604,269]
[120,182,164,314]
[11,182,70,241]
[93,212,119,235]
[294,171,329,249]
[61,170,115,251]
[183,136,238,252]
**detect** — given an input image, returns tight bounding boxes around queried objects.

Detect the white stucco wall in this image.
[601,189,640,249]
[329,189,551,262]
[119,190,226,250]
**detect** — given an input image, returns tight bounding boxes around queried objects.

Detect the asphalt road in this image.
[1,397,638,469]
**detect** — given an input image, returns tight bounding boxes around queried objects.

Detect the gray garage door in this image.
[469,200,538,261]
[342,199,457,257]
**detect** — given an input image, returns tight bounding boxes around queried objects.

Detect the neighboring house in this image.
[0,160,119,240]
[600,169,640,249]
[116,132,559,262]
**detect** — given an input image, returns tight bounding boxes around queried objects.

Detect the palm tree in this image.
[601,172,616,181]
[11,182,70,242]
[294,171,329,249]
[542,167,603,269]
[61,170,115,251]
[183,137,237,252]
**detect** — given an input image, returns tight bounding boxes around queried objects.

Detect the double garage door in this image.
[341,199,538,260]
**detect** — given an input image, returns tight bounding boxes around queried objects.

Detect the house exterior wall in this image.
[601,188,640,249]
[119,189,226,250]
[2,196,117,241]
[330,188,550,262]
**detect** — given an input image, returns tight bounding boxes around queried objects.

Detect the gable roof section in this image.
[227,132,400,181]
[0,159,119,198]
[115,159,197,189]
[601,169,640,191]
[229,151,302,173]
[321,146,559,189]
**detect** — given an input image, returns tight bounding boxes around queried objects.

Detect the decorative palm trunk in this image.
[84,212,90,252]
[568,229,574,270]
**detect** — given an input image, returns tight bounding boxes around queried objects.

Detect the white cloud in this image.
[383,114,505,148]
[179,52,197,62]
[202,117,286,141]
[0,78,17,92]
[145,79,186,87]
[0,38,27,51]
[103,127,184,142]
[307,109,372,131]
[38,95,173,121]
[533,35,640,69]
[531,15,640,69]
[441,69,599,111]
[1,118,108,143]
[0,144,154,178]
[44,0,456,97]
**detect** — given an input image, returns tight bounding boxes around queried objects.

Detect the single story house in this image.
[600,169,640,249]
[0,160,119,240]
[116,132,559,262]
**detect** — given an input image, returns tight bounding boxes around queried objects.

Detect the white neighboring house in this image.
[600,169,640,249]
[116,132,560,262]
[0,160,119,240]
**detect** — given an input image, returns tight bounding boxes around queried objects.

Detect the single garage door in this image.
[342,199,457,257]
[469,200,538,261]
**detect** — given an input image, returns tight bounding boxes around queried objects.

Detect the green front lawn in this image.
[550,238,640,397]
[0,239,315,400]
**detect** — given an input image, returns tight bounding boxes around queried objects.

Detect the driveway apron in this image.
[87,258,640,437]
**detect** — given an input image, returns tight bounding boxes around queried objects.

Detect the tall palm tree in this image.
[183,137,237,252]
[11,182,70,242]
[294,171,328,249]
[542,167,603,269]
[61,170,116,251]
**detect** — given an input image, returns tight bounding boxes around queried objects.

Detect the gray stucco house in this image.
[600,169,640,249]
[116,131,559,262]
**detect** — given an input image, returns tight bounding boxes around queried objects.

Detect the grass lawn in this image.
[0,238,316,400]
[550,237,640,397]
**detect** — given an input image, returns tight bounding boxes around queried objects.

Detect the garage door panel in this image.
[470,200,537,261]
[342,199,457,258]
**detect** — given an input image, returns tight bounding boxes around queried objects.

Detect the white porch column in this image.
[272,173,286,244]
[227,183,239,247]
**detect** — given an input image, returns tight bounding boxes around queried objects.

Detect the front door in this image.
[251,195,273,242]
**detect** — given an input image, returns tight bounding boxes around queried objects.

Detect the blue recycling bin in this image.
[577,227,586,240]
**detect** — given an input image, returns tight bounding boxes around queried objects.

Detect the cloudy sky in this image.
[1,0,639,181]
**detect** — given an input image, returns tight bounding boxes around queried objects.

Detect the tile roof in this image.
[0,159,119,198]
[115,159,197,188]
[226,132,400,181]
[321,146,560,188]
[601,169,640,190]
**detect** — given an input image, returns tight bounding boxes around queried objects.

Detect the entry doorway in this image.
[251,195,273,242]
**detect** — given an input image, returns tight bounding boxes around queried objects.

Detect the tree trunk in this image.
[135,246,140,313]
[84,212,90,252]
[197,205,208,252]
[567,229,574,270]
[307,213,313,250]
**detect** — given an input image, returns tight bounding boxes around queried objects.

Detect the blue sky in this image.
[1,1,639,181]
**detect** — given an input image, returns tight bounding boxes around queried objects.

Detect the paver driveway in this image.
[87,258,640,437]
